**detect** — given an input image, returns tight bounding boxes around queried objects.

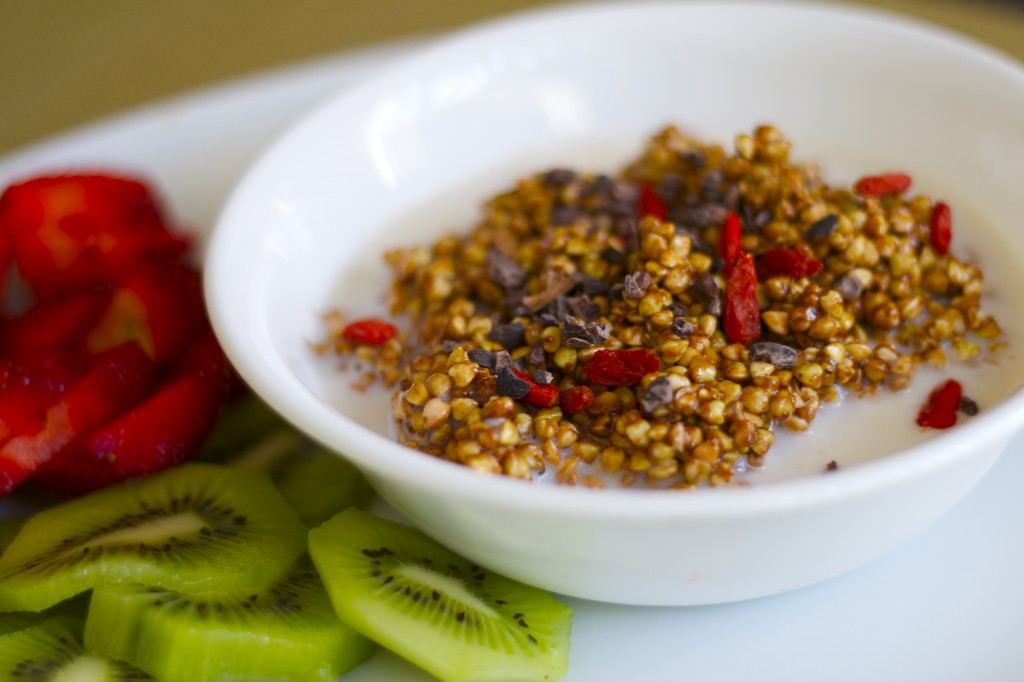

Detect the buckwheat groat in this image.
[323,125,1002,489]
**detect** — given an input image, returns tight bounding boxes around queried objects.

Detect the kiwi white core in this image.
[231,429,304,469]
[51,656,107,682]
[80,512,207,551]
[395,563,497,618]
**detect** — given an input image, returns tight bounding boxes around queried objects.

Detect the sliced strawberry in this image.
[33,332,230,496]
[0,343,154,497]
[0,348,88,443]
[12,216,190,296]
[84,262,206,368]
[1,289,113,353]
[0,174,164,238]
[0,225,11,298]
[1,174,189,296]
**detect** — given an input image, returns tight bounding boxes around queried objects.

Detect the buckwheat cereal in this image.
[318,125,1003,489]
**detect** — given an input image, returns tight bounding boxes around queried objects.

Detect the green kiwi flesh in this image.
[0,615,153,680]
[0,463,306,612]
[228,427,372,528]
[197,395,287,462]
[0,517,27,555]
[85,554,375,682]
[0,592,89,640]
[308,508,573,682]
[0,609,47,639]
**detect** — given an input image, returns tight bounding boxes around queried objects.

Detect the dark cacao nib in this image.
[610,180,639,205]
[642,376,674,413]
[467,348,497,370]
[495,366,531,400]
[699,169,724,197]
[532,369,554,385]
[543,168,577,187]
[658,174,684,202]
[536,312,559,327]
[806,213,839,239]
[679,150,706,167]
[722,184,742,211]
[614,216,638,239]
[562,316,592,348]
[833,275,863,301]
[578,275,610,297]
[691,272,723,317]
[748,342,799,369]
[550,204,582,226]
[673,204,728,229]
[671,317,695,339]
[741,203,771,233]
[958,395,980,416]
[488,321,526,350]
[600,246,625,263]
[563,295,600,322]
[623,271,652,300]
[529,345,546,365]
[562,316,611,348]
[487,249,527,289]
[493,350,514,374]
[587,321,611,344]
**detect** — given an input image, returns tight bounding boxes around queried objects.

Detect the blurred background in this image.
[2,0,1023,156]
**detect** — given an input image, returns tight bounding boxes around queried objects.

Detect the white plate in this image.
[2,23,1023,682]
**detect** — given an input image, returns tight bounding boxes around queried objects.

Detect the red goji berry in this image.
[724,251,761,344]
[559,385,594,415]
[853,172,912,197]
[341,318,397,346]
[756,249,823,279]
[637,184,667,221]
[582,349,660,387]
[930,201,952,256]
[718,211,742,271]
[510,369,560,409]
[524,382,559,409]
[916,378,962,429]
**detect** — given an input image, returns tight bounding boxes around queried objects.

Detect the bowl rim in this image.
[206,0,1024,520]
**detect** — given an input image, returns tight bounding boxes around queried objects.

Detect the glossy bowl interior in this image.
[206,0,1024,605]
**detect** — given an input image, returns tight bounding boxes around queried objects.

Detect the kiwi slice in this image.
[0,517,27,555]
[0,592,89,640]
[309,508,573,682]
[0,463,306,612]
[0,615,153,680]
[197,395,287,463]
[84,554,375,682]
[0,609,45,639]
[229,426,372,528]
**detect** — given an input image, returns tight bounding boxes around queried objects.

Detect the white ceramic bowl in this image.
[206,0,1024,605]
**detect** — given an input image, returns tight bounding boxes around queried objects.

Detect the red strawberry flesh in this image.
[34,332,230,495]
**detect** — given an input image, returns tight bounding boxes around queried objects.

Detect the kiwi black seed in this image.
[309,508,573,682]
[228,426,372,528]
[85,554,375,682]
[0,463,306,612]
[0,615,153,680]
